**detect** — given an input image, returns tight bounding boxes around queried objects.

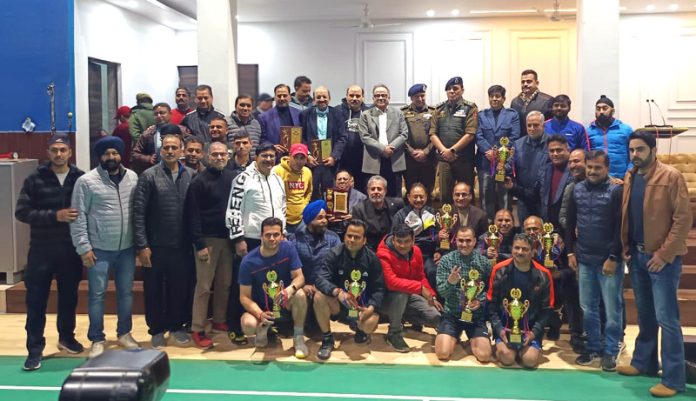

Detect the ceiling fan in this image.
[334,2,400,29]
[538,0,575,22]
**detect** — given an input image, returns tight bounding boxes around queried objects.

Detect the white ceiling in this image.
[103,0,696,30]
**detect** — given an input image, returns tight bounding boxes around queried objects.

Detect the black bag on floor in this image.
[59,349,170,401]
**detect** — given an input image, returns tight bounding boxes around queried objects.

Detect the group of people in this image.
[15,70,692,398]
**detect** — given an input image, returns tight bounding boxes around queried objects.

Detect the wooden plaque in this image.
[280,126,303,148]
[311,139,333,160]
[326,188,349,216]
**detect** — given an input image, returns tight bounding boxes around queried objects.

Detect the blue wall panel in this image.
[0,0,74,132]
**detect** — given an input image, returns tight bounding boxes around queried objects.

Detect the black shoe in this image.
[22,355,41,371]
[385,333,410,353]
[228,331,248,346]
[409,324,423,332]
[601,354,617,372]
[546,326,561,341]
[58,338,85,354]
[575,352,601,366]
[570,336,586,354]
[317,334,335,360]
[354,329,370,344]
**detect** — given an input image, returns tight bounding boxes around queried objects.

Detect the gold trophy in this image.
[486,225,500,266]
[460,269,485,322]
[493,137,514,182]
[262,270,285,318]
[542,222,555,268]
[435,204,458,250]
[344,269,366,318]
[502,288,529,344]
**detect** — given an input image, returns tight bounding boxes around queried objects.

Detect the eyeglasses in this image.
[373,93,389,98]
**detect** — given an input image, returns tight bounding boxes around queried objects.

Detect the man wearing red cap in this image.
[112,106,132,168]
[273,143,313,233]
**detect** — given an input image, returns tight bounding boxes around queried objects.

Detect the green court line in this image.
[0,356,693,401]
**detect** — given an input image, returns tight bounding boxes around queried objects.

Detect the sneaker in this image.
[570,336,586,354]
[354,329,370,344]
[192,331,213,348]
[293,335,308,359]
[255,324,271,348]
[171,330,191,345]
[575,352,601,366]
[618,341,627,355]
[385,332,410,353]
[89,341,105,359]
[58,338,85,354]
[211,322,229,333]
[616,364,641,376]
[649,383,678,398]
[151,333,166,350]
[317,334,335,360]
[228,331,248,346]
[601,354,617,372]
[22,355,41,371]
[117,333,140,349]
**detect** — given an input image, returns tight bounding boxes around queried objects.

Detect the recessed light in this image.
[668,3,679,10]
[470,9,538,14]
[426,9,435,17]
[645,4,656,11]
[451,9,460,16]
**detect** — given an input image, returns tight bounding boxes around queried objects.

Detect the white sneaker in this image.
[89,341,106,359]
[293,335,308,359]
[118,333,140,349]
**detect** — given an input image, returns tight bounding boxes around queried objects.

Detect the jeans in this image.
[24,244,82,356]
[478,169,509,221]
[381,291,440,333]
[629,251,685,391]
[578,262,624,356]
[88,247,135,342]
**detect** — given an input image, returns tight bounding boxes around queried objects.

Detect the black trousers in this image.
[226,254,244,334]
[24,244,82,356]
[377,161,403,198]
[549,268,584,339]
[311,165,336,200]
[143,246,195,335]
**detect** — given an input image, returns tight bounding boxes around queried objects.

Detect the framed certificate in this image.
[326,188,349,216]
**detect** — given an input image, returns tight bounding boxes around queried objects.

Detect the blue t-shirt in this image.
[629,173,646,245]
[239,240,302,310]
[499,265,534,331]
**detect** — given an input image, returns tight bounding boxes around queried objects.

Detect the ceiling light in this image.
[470,9,538,14]
[645,4,656,11]
[426,9,435,17]
[668,3,679,10]
[542,8,577,12]
[451,9,460,16]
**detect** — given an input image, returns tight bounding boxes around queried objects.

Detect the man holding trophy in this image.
[487,234,554,369]
[435,227,492,362]
[238,217,309,359]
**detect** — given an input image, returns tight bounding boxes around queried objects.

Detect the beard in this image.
[100,159,120,172]
[596,114,614,128]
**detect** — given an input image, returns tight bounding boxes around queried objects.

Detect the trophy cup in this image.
[486,225,500,265]
[493,137,514,182]
[502,288,529,344]
[435,204,458,250]
[344,269,366,318]
[262,270,285,318]
[460,269,485,322]
[542,222,555,268]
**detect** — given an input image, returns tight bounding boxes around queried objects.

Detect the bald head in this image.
[346,84,364,111]
[314,86,331,111]
[523,215,543,236]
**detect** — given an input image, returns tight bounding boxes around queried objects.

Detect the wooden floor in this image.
[2,313,695,370]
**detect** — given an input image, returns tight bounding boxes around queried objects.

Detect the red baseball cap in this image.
[290,143,309,157]
[115,106,131,119]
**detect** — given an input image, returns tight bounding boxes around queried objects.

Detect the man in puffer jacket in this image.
[272,143,312,233]
[586,95,633,179]
[70,136,140,359]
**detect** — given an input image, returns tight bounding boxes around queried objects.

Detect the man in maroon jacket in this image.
[377,224,442,352]
[112,106,132,168]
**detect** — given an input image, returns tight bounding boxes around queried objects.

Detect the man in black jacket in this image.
[133,134,195,349]
[351,175,404,251]
[185,141,237,348]
[15,133,85,371]
[314,219,385,360]
[182,84,226,142]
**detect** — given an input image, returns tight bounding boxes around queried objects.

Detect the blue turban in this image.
[302,199,327,225]
[94,136,125,158]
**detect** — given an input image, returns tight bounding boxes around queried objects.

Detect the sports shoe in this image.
[228,331,248,346]
[151,333,166,350]
[618,341,627,355]
[89,341,106,359]
[616,364,641,376]
[22,355,41,371]
[570,336,586,354]
[118,333,140,349]
[385,332,410,353]
[255,324,271,348]
[649,383,678,398]
[192,331,213,348]
[317,334,335,360]
[601,354,617,372]
[293,335,308,359]
[354,329,370,344]
[575,352,601,366]
[211,322,229,333]
[58,338,85,354]
[171,330,191,345]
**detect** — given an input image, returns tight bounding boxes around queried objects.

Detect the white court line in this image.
[0,385,542,401]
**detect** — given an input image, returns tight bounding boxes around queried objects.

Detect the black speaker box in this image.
[59,349,170,401]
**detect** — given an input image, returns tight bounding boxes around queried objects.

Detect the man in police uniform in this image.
[430,77,479,204]
[401,84,438,197]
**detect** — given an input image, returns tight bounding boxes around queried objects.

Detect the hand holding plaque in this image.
[502,288,529,344]
[435,204,457,250]
[492,137,515,182]
[262,270,285,318]
[344,269,366,318]
[460,269,485,322]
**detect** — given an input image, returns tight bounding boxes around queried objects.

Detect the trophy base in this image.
[348,309,358,318]
[494,173,505,182]
[439,239,450,250]
[272,309,281,319]
[508,333,522,344]
[544,258,554,268]
[460,310,473,323]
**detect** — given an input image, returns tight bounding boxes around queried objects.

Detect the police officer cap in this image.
[408,84,427,97]
[445,77,463,91]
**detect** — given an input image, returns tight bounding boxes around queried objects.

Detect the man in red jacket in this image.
[377,224,442,352]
